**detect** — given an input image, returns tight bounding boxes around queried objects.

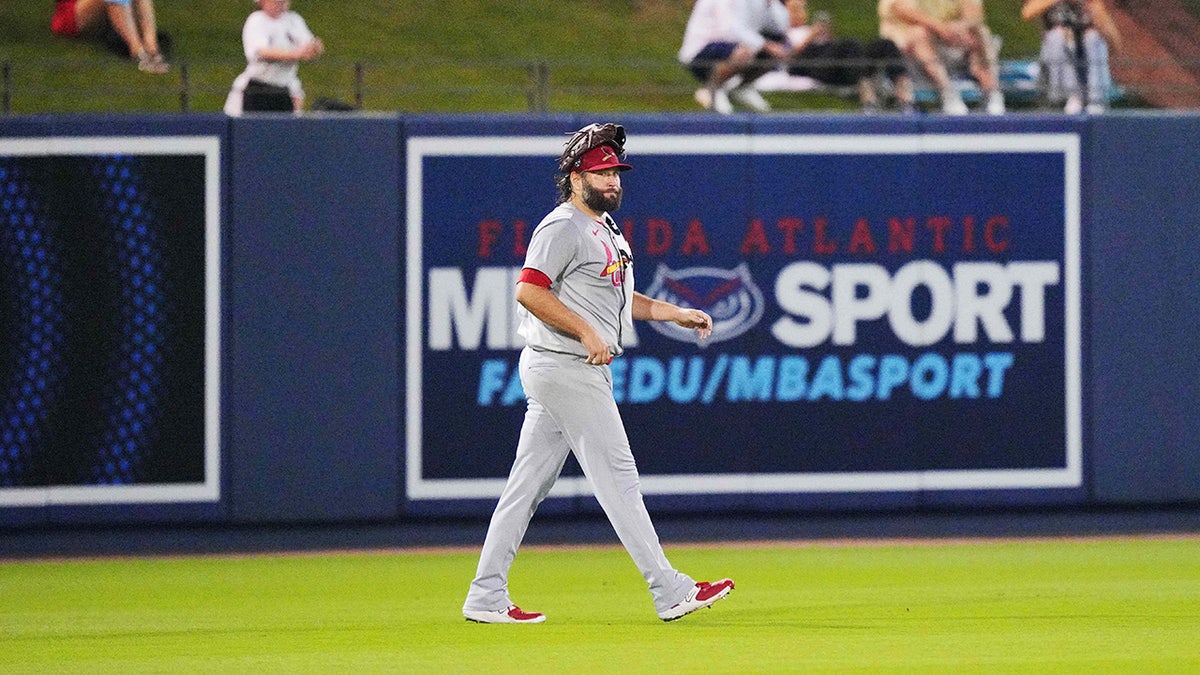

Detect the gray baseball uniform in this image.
[462,201,697,615]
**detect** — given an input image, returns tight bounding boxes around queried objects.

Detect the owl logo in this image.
[644,263,764,346]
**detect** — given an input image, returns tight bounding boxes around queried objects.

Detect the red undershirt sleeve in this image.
[517,267,552,288]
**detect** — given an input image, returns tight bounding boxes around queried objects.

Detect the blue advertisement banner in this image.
[407,131,1081,500]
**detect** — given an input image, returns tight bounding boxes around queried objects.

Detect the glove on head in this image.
[558,122,627,174]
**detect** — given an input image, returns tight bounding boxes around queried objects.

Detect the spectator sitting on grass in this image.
[678,0,792,114]
[783,0,916,113]
[51,0,169,74]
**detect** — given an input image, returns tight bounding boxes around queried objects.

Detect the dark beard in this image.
[581,181,622,213]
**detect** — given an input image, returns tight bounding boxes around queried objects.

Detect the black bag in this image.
[100,28,173,60]
[243,80,293,112]
[311,97,359,112]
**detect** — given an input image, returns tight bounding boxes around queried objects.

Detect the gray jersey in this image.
[517,202,635,357]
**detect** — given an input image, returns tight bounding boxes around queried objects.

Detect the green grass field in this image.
[0,1,1049,114]
[2,536,1197,672]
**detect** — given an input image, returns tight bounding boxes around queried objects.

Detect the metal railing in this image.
[0,57,587,115]
[2,55,1199,115]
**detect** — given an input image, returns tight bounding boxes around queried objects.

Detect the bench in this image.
[752,59,1043,106]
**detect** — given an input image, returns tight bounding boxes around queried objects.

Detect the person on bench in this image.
[877,0,1005,115]
[1022,0,1122,114]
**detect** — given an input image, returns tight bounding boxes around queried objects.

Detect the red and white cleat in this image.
[658,578,735,622]
[464,604,546,624]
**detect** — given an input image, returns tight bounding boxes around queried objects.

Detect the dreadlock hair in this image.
[555,170,574,204]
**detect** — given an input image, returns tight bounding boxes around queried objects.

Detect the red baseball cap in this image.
[573,144,632,173]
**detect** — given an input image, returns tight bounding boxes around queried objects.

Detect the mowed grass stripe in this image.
[1,537,1197,672]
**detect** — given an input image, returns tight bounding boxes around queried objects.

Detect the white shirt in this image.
[678,0,790,64]
[223,10,315,115]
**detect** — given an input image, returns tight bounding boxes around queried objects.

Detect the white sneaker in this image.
[729,85,771,112]
[694,87,713,110]
[941,89,969,115]
[711,88,734,115]
[657,578,735,622]
[135,51,169,75]
[1085,102,1107,115]
[986,90,1005,115]
[463,605,545,624]
[1064,95,1084,115]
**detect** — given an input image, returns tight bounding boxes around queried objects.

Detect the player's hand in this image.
[581,329,613,365]
[672,308,713,341]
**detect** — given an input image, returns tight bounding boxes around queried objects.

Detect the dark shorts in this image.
[51,0,79,37]
[687,41,738,82]
[242,80,293,113]
[788,38,906,84]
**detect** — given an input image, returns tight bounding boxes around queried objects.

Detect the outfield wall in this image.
[2,112,1199,529]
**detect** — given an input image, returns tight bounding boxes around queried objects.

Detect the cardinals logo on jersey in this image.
[645,263,764,345]
[598,238,631,286]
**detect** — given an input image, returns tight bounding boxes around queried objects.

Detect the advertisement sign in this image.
[0,137,220,505]
[407,132,1080,500]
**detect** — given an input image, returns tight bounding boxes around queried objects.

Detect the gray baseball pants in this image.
[463,347,695,615]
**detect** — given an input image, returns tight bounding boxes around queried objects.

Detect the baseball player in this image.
[462,123,735,624]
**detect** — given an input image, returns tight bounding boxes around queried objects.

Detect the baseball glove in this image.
[558,122,627,173]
